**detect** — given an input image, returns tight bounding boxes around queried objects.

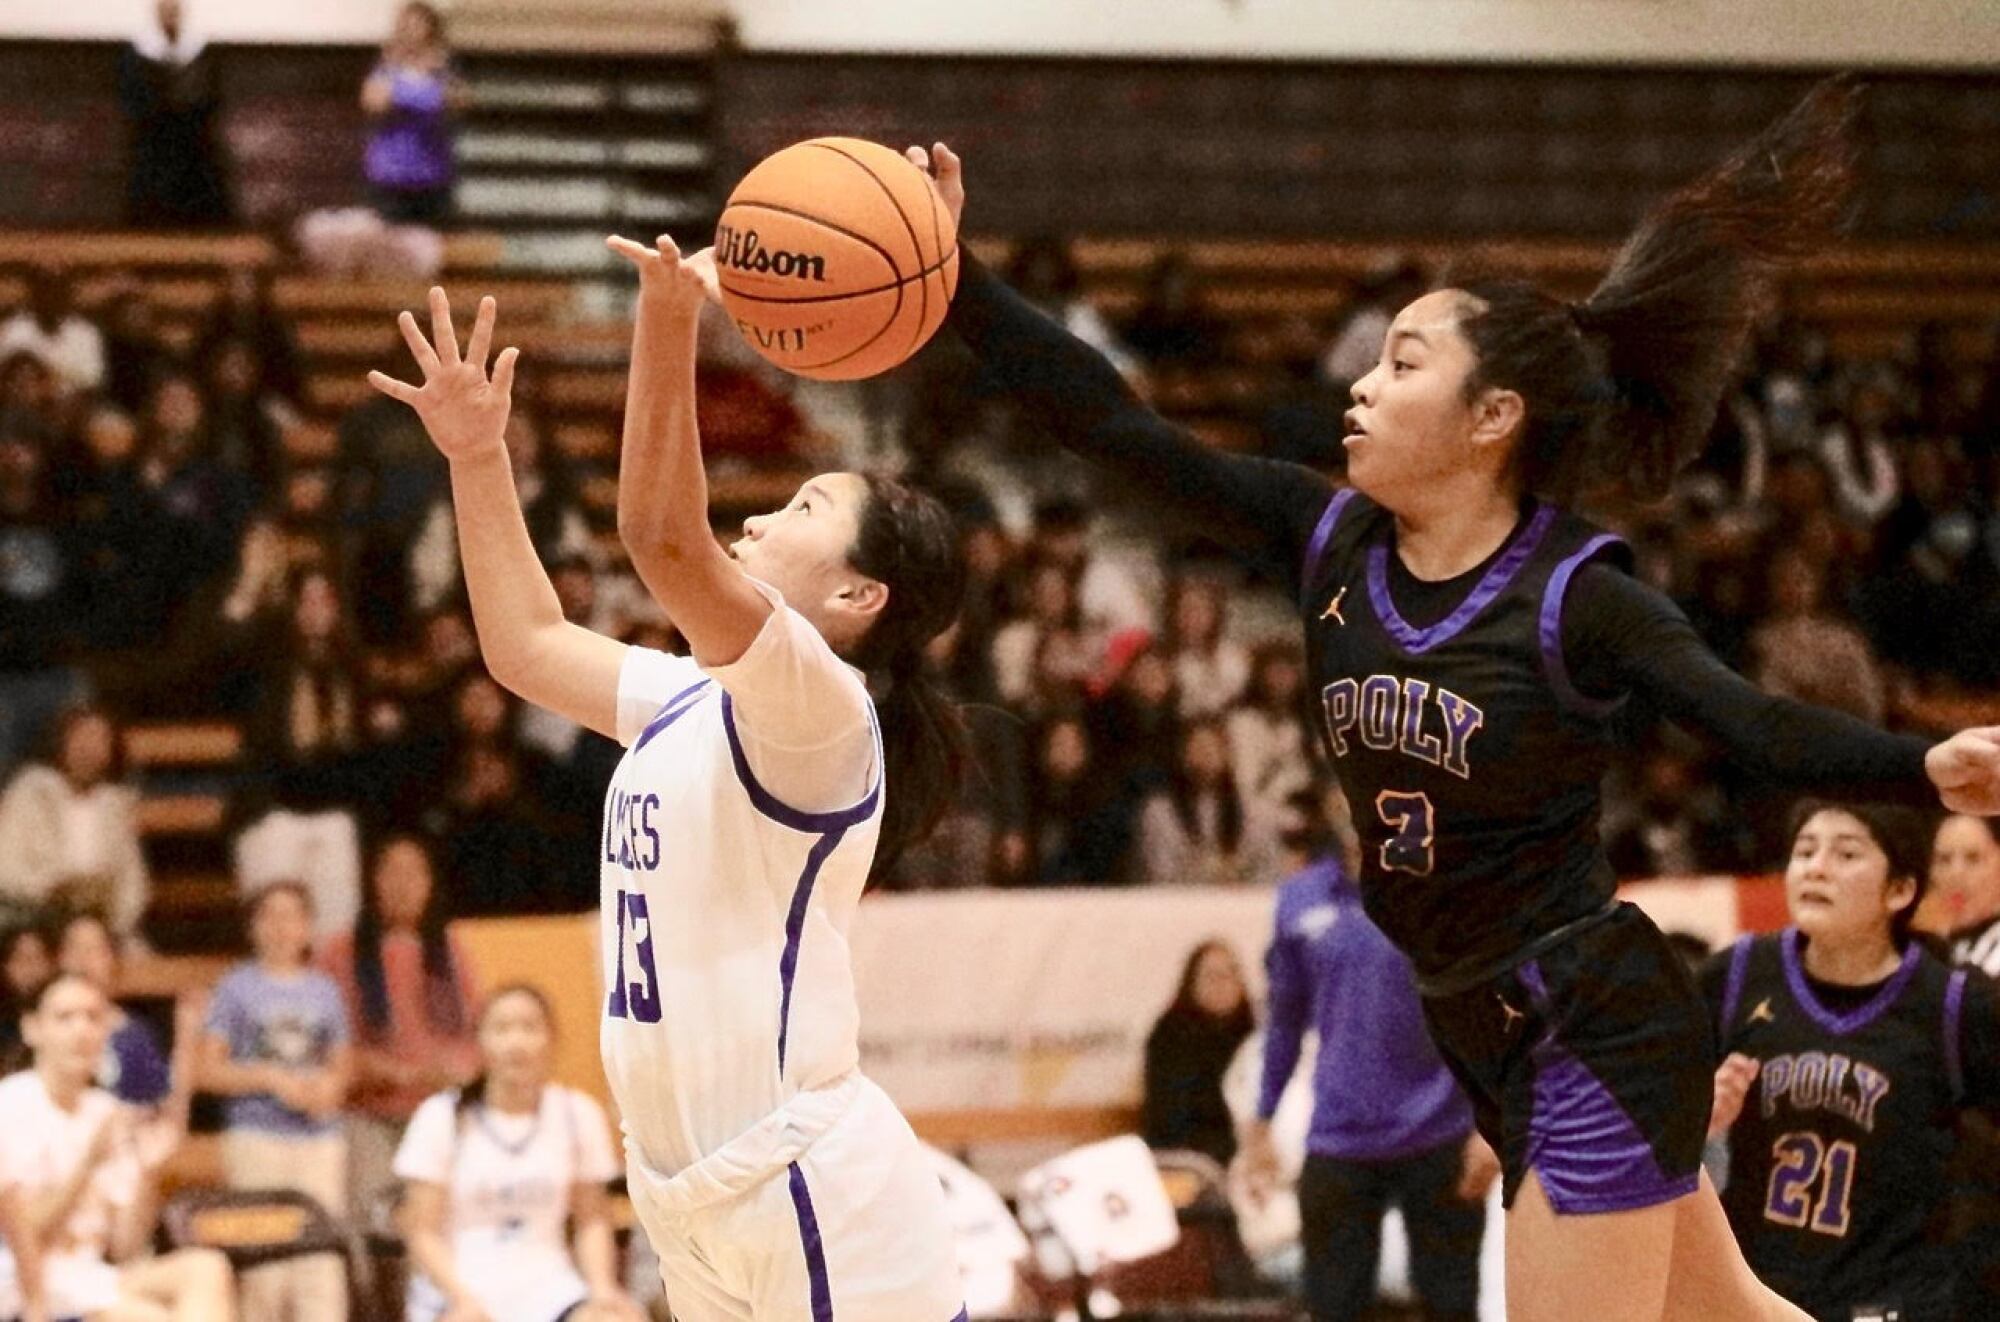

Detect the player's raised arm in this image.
[910,143,1335,591]
[607,234,774,668]
[369,289,627,739]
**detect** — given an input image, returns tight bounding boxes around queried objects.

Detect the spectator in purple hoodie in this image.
[1243,782,1496,1322]
[360,2,462,226]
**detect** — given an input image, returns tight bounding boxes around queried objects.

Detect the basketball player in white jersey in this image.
[368,243,969,1322]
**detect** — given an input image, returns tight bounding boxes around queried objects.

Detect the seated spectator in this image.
[1162,574,1248,720]
[0,924,54,1072]
[0,351,62,447]
[205,338,291,491]
[0,974,233,1321]
[410,405,593,614]
[1604,735,1743,878]
[427,738,565,916]
[1227,640,1315,828]
[247,569,368,807]
[1024,496,1154,637]
[1004,236,1141,382]
[1136,720,1281,888]
[991,559,1095,714]
[317,832,478,1224]
[1815,365,1902,530]
[1121,252,1228,371]
[1319,258,1425,391]
[97,283,174,414]
[1747,544,1886,723]
[394,985,643,1322]
[139,367,253,595]
[0,704,150,940]
[56,908,177,1112]
[1088,635,1182,796]
[0,268,104,398]
[118,0,232,227]
[1143,940,1254,1165]
[193,270,305,408]
[199,882,351,1322]
[68,402,177,654]
[361,1,463,227]
[0,422,87,775]
[1026,715,1134,887]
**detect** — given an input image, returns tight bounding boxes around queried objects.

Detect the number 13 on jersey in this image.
[607,889,662,1024]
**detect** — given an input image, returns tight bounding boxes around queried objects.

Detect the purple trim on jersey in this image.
[787,1162,835,1322]
[1945,969,1968,1102]
[1299,487,1359,606]
[1720,935,1754,1032]
[1365,502,1559,655]
[1516,959,1700,1214]
[632,680,712,753]
[1539,532,1629,717]
[778,827,848,1074]
[719,692,881,833]
[1780,928,1922,1035]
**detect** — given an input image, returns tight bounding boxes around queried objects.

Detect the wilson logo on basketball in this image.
[716,226,827,282]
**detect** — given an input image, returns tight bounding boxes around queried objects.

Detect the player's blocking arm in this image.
[370,289,627,740]
[608,234,772,669]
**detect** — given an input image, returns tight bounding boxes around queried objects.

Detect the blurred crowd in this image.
[3,238,2000,945]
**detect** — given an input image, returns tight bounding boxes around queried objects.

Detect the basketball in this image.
[713,137,960,381]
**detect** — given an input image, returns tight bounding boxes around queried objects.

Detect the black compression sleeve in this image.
[948,251,1334,592]
[1561,563,1934,800]
[1958,972,2000,1109]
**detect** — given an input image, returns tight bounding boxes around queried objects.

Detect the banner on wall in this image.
[451,875,1770,1121]
[848,876,1763,1115]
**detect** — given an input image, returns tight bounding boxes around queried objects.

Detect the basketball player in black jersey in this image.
[898,78,2000,1322]
[1704,801,2000,1322]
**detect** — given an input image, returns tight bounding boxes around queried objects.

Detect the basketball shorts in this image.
[625,1071,967,1322]
[1420,901,1711,1215]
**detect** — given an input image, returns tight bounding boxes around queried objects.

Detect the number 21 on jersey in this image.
[606,889,662,1024]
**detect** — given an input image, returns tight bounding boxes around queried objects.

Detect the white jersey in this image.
[601,577,883,1179]
[394,1084,620,1322]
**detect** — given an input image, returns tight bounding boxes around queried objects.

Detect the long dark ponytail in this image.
[1453,76,1860,503]
[844,474,969,879]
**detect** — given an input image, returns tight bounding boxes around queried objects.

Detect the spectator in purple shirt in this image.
[361,2,462,226]
[1242,784,1496,1322]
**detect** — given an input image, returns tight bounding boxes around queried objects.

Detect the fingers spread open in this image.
[367,370,421,405]
[429,286,460,366]
[465,295,497,374]
[397,311,441,377]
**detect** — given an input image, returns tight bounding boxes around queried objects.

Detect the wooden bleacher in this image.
[10,227,1996,949]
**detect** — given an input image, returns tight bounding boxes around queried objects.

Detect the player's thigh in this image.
[1661,1171,1813,1322]
[1506,1168,1674,1322]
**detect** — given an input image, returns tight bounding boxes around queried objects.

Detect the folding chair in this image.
[159,1186,360,1304]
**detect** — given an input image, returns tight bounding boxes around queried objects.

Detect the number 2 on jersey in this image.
[1764,1131,1856,1236]
[606,889,662,1024]
[1375,790,1436,876]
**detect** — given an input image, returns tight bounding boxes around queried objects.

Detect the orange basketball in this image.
[714,137,960,382]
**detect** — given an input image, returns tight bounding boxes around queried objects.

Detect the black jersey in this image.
[1300,489,1631,989]
[1707,932,1979,1322]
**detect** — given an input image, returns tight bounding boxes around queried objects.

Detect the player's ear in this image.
[834,578,888,618]
[1469,386,1524,453]
[1884,873,1919,922]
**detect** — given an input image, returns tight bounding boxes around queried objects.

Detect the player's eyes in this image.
[1393,360,1415,374]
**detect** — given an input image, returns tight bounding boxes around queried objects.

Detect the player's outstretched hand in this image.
[368,287,519,463]
[608,233,717,316]
[904,141,964,228]
[1708,1052,1760,1140]
[1927,726,2000,815]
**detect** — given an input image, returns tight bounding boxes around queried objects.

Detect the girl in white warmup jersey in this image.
[369,246,969,1322]
[395,984,643,1322]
